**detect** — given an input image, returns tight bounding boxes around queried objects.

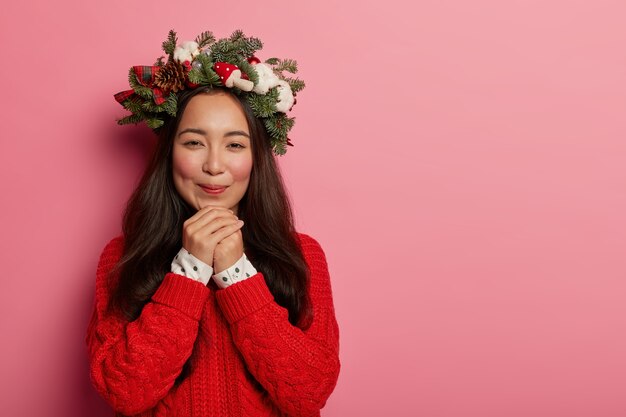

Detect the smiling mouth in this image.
[199,185,227,195]
[201,185,227,190]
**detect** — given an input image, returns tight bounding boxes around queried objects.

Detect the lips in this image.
[199,184,228,195]
[200,184,227,190]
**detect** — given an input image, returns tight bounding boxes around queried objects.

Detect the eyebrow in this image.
[177,128,250,139]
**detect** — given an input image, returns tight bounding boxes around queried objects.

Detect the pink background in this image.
[1,0,625,416]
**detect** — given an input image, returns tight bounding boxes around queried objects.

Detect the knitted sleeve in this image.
[215,233,341,417]
[85,236,210,415]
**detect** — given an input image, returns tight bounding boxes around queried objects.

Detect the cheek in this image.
[172,152,200,180]
[229,155,253,182]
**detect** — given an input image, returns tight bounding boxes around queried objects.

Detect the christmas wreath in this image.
[114,30,305,155]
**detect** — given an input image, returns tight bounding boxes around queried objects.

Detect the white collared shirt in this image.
[171,247,258,289]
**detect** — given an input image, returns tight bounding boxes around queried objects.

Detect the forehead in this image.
[178,92,249,132]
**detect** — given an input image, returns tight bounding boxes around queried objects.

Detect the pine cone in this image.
[154,61,186,93]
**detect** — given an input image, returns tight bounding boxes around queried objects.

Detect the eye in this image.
[228,143,245,149]
[184,140,203,147]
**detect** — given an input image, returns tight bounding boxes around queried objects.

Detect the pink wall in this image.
[1,0,625,416]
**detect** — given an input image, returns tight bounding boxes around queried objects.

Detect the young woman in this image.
[86,31,340,417]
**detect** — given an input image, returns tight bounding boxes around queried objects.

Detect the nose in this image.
[202,149,226,175]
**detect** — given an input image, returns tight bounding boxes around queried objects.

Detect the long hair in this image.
[108,87,312,381]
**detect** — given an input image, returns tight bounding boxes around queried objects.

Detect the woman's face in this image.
[172,92,253,215]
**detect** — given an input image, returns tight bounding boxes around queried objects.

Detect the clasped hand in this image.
[182,205,244,274]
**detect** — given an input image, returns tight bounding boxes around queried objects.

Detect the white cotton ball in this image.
[173,41,200,63]
[173,47,193,63]
[252,63,280,94]
[275,80,295,113]
[180,41,199,57]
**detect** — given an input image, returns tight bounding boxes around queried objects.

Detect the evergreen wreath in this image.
[114,29,305,156]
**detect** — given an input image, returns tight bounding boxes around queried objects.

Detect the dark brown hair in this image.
[108,87,312,381]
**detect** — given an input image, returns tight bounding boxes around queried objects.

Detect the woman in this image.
[86,30,340,417]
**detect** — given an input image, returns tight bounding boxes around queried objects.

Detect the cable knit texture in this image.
[86,233,340,417]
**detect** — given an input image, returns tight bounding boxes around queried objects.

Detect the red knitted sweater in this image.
[86,233,340,417]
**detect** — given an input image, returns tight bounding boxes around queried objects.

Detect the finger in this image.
[186,209,239,236]
[193,205,233,219]
[184,207,224,229]
[199,204,234,214]
[183,217,240,259]
[184,206,234,229]
[192,205,233,222]
[193,216,242,240]
[206,220,244,245]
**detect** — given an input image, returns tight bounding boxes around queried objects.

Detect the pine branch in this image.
[117,113,144,126]
[136,92,177,116]
[274,142,287,156]
[274,59,298,74]
[127,68,154,99]
[163,93,178,116]
[229,30,245,43]
[210,39,238,62]
[246,88,280,117]
[283,77,305,94]
[141,99,163,112]
[235,58,259,85]
[194,53,221,86]
[281,114,295,132]
[195,31,215,48]
[121,98,145,114]
[130,86,154,100]
[162,30,178,58]
[146,118,164,129]
[188,68,208,85]
[264,114,294,145]
[242,35,263,54]
[211,31,262,62]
